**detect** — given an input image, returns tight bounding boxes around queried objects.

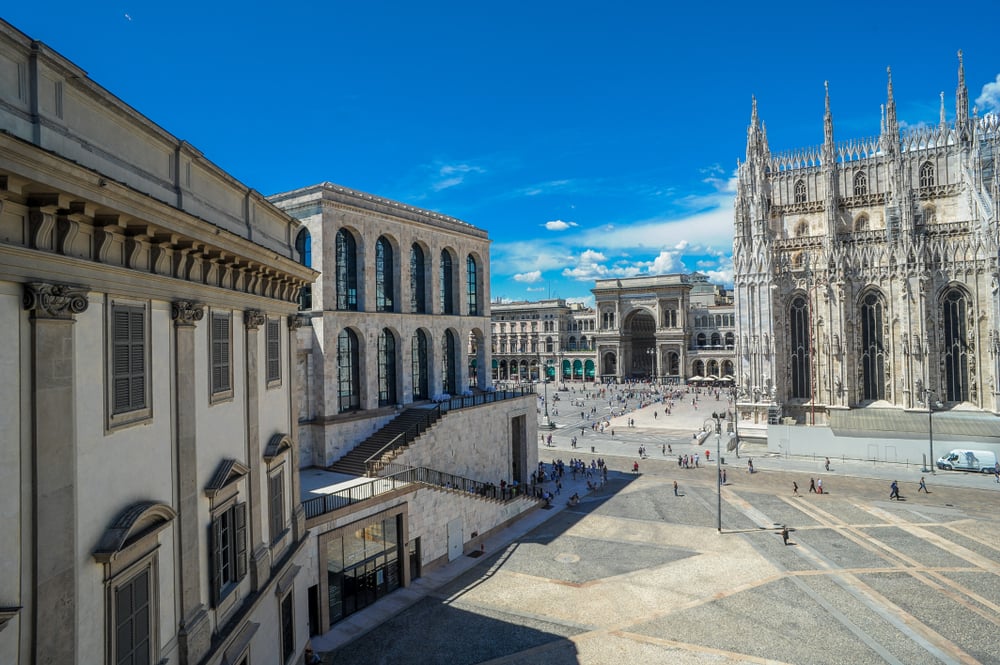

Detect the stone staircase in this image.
[328,407,442,476]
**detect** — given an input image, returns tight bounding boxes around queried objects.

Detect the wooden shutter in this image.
[266,319,280,382]
[209,518,221,606]
[235,502,247,581]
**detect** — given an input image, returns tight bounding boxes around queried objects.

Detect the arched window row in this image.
[332,228,483,316]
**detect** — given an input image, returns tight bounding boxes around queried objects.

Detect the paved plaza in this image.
[317,384,1000,664]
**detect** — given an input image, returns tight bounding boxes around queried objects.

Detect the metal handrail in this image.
[363,404,441,473]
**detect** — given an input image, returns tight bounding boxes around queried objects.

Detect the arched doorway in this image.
[624,310,656,378]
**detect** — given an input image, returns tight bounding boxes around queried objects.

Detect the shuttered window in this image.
[211,313,231,394]
[114,568,151,665]
[112,304,146,414]
[210,502,247,605]
[266,319,281,383]
[269,469,285,544]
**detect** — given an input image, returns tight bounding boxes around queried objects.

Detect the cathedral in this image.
[733,53,1000,443]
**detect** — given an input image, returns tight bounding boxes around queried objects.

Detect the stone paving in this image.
[315,383,1000,664]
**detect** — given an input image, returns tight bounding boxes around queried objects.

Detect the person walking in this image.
[793,481,799,496]
[825,457,831,471]
[809,478,816,493]
[781,526,789,546]
[889,480,900,500]
[816,478,823,494]
[633,460,639,474]
[918,476,929,493]
[673,480,679,496]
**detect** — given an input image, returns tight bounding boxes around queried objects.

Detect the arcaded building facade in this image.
[733,54,1000,437]
[591,273,735,383]
[0,20,316,665]
[490,299,597,382]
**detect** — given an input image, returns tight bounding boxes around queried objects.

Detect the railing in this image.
[363,405,442,474]
[303,464,530,520]
[439,387,533,413]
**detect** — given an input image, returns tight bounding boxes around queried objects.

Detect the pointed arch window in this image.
[793,179,807,203]
[440,250,454,314]
[859,291,886,401]
[942,288,970,402]
[854,214,868,232]
[466,255,479,316]
[375,237,395,313]
[335,229,358,311]
[378,328,397,407]
[442,330,457,394]
[853,171,868,197]
[789,295,811,399]
[410,244,426,313]
[919,161,935,188]
[337,329,360,412]
[411,330,428,400]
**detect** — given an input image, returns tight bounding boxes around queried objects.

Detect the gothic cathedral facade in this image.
[733,53,1000,429]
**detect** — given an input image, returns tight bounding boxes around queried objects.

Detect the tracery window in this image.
[853,171,868,197]
[859,291,886,401]
[411,330,428,400]
[854,214,868,232]
[789,295,811,399]
[793,179,807,203]
[337,329,360,412]
[336,229,358,311]
[919,161,935,188]
[942,288,969,402]
[378,328,397,407]
[375,236,394,312]
[410,244,426,313]
[440,250,454,314]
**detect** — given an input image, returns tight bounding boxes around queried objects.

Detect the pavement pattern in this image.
[314,383,1000,664]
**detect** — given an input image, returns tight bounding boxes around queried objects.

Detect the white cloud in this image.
[647,250,681,274]
[430,162,485,191]
[976,74,1000,112]
[579,249,606,263]
[525,286,546,292]
[565,296,595,308]
[513,270,542,283]
[544,219,578,231]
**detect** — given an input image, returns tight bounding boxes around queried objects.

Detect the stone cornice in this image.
[22,281,89,320]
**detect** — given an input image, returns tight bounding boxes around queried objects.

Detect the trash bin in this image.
[720,457,725,465]
[591,446,595,453]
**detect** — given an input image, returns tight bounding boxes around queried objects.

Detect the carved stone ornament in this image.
[22,282,89,319]
[171,300,205,327]
[244,309,266,330]
[288,313,309,330]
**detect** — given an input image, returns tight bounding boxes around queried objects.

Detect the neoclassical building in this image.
[733,54,1000,441]
[490,299,597,382]
[0,20,316,665]
[591,273,735,383]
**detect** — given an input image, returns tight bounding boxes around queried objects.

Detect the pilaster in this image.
[243,309,270,587]
[24,282,88,665]
[171,300,211,665]
[288,314,309,540]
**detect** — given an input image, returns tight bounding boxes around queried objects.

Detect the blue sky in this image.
[6,2,1000,304]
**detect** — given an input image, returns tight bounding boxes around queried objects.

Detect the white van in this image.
[936,449,998,473]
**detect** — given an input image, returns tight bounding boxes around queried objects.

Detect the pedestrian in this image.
[781,526,789,546]
[662,443,666,455]
[793,481,799,496]
[722,469,727,485]
[747,458,754,474]
[668,444,672,454]
[809,478,816,493]
[633,460,639,474]
[918,476,929,493]
[889,480,900,500]
[995,462,999,483]
[825,457,830,471]
[816,478,823,494]
[673,480,678,496]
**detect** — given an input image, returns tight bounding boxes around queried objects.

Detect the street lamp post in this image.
[924,388,942,473]
[646,347,657,384]
[706,413,724,533]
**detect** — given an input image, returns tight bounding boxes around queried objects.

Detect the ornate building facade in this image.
[490,299,597,382]
[733,54,1000,439]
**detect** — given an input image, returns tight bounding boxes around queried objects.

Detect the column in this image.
[287,313,309,539]
[171,300,211,665]
[24,282,88,665]
[243,309,270,588]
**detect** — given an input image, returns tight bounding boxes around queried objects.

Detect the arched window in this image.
[854,214,868,232]
[295,228,312,310]
[942,288,970,402]
[378,329,397,406]
[335,229,358,311]
[710,332,721,347]
[667,352,679,375]
[568,336,577,351]
[410,244,426,313]
[441,330,457,395]
[789,295,811,399]
[725,332,735,348]
[375,236,394,312]
[795,220,809,237]
[579,335,587,350]
[411,330,428,400]
[440,250,454,315]
[466,255,479,316]
[794,179,807,203]
[336,329,360,412]
[853,171,868,197]
[859,291,886,401]
[919,161,935,188]
[696,333,707,348]
[545,336,553,353]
